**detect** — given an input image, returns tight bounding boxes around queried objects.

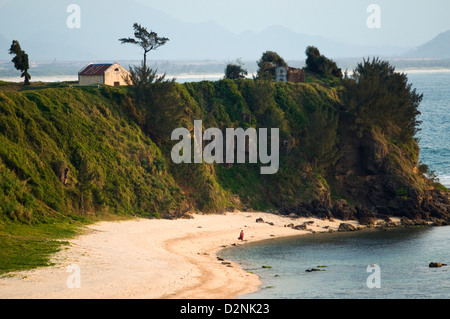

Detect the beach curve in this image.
[0,212,350,299]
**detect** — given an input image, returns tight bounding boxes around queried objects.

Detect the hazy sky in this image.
[0,0,449,52]
[133,0,450,47]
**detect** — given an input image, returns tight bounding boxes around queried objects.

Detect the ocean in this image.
[220,226,450,299]
[220,70,450,299]
[408,71,450,188]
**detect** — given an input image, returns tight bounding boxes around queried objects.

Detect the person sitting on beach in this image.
[238,230,244,241]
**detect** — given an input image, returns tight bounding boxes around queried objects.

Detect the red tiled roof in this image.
[79,64,113,76]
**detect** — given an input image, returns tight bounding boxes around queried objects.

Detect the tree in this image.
[125,61,171,87]
[303,104,339,168]
[224,59,248,79]
[343,57,423,141]
[119,23,169,70]
[305,46,342,78]
[9,40,31,85]
[256,51,287,80]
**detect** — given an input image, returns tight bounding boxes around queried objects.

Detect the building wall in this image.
[287,68,305,83]
[275,66,288,83]
[104,63,130,86]
[79,74,104,86]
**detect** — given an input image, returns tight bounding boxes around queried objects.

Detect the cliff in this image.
[0,63,448,227]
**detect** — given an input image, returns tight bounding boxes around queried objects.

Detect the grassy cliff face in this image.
[0,77,345,225]
[0,70,447,226]
[0,85,185,225]
[179,78,343,210]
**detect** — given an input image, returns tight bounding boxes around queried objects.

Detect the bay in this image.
[221,71,450,299]
[220,226,450,299]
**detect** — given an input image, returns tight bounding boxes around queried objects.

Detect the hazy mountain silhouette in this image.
[408,30,450,59]
[0,0,435,62]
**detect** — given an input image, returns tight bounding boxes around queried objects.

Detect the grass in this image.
[0,213,133,275]
[0,220,82,275]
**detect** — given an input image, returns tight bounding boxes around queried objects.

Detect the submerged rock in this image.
[305,268,325,272]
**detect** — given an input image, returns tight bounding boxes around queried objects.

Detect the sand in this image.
[0,212,356,299]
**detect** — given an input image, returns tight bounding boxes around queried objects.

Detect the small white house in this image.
[275,66,305,83]
[78,62,130,86]
[275,66,288,83]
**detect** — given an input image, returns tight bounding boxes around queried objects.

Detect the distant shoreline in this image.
[2,68,450,84]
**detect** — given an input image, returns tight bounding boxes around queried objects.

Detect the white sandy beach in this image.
[0,212,356,299]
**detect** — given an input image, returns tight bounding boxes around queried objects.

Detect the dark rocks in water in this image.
[376,220,399,229]
[431,218,448,227]
[400,217,414,226]
[305,268,325,272]
[401,217,430,227]
[338,223,358,232]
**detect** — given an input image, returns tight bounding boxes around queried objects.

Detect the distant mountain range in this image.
[0,0,448,62]
[408,30,450,59]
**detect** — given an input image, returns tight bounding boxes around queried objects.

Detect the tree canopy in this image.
[256,51,288,80]
[305,46,342,78]
[343,57,423,142]
[224,59,248,80]
[119,23,169,70]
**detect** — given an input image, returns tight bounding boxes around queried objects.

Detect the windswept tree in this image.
[119,24,182,143]
[225,59,248,80]
[9,40,31,85]
[119,23,169,71]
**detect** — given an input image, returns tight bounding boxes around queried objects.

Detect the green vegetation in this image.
[343,58,423,142]
[224,59,248,80]
[0,220,79,274]
[0,50,446,275]
[256,51,288,80]
[0,86,186,223]
[119,23,169,71]
[305,46,342,78]
[9,40,31,86]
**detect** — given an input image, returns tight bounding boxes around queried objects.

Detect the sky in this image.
[133,0,450,47]
[0,0,449,61]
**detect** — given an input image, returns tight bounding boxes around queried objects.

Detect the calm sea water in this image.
[220,226,450,299]
[221,71,450,299]
[408,71,450,187]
